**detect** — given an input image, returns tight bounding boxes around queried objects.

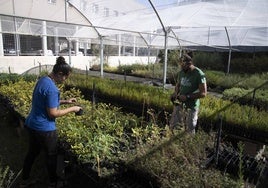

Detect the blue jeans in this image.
[170,104,199,134]
[22,127,58,183]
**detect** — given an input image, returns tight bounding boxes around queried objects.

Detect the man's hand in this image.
[170,93,177,103]
[171,93,183,105]
[178,95,187,102]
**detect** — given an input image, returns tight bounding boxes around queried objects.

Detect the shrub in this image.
[194,52,225,71]
[229,55,268,74]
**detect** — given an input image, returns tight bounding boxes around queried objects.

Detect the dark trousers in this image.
[22,128,58,183]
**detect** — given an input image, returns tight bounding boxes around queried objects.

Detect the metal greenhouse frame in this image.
[0,0,267,87]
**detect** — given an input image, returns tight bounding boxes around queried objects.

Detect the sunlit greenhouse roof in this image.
[0,0,267,51]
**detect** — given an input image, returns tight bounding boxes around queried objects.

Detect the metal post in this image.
[224,27,232,74]
[100,36,104,78]
[0,17,4,56]
[163,31,168,88]
[215,115,223,166]
[42,21,48,56]
[148,0,168,89]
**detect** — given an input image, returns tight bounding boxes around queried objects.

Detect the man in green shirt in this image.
[170,53,207,134]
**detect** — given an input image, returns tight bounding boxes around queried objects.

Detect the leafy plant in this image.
[0,160,14,188]
[0,75,260,187]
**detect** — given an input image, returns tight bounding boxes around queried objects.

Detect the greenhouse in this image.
[0,0,268,187]
[0,0,267,78]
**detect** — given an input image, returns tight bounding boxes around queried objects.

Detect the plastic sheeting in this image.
[0,0,267,51]
[68,0,268,50]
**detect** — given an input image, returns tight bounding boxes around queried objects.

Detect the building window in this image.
[114,11,119,17]
[104,7,109,17]
[48,0,56,4]
[81,0,87,11]
[92,4,99,14]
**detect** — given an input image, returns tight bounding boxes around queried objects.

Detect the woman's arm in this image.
[47,106,81,118]
[60,98,77,105]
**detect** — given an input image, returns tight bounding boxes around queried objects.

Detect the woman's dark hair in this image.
[52,56,72,75]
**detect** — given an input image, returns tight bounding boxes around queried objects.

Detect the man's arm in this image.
[179,82,207,102]
[189,82,207,99]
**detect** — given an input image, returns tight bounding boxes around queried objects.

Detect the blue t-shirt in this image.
[25,76,60,131]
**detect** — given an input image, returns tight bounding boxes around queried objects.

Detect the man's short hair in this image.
[182,53,192,64]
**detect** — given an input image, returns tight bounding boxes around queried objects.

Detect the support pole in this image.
[163,31,168,88]
[148,0,168,89]
[42,21,48,56]
[74,26,79,56]
[118,34,121,56]
[68,40,72,65]
[0,17,3,56]
[54,28,59,56]
[12,0,20,56]
[224,27,232,74]
[100,36,104,78]
[147,46,151,65]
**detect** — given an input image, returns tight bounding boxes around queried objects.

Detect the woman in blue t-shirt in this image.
[20,56,82,188]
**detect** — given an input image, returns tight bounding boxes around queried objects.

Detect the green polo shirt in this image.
[178,67,206,109]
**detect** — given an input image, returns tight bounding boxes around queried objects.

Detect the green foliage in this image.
[66,73,268,132]
[205,71,268,110]
[0,79,244,186]
[104,54,268,90]
[0,73,37,85]
[0,73,20,84]
[1,80,166,176]
[90,62,110,71]
[157,50,225,70]
[106,62,180,84]
[157,49,181,66]
[0,80,34,117]
[128,131,241,188]
[0,160,14,188]
[223,87,268,111]
[156,50,268,74]
[200,95,268,131]
[117,63,148,74]
[67,74,172,109]
[230,55,268,74]
[131,63,163,78]
[194,52,225,71]
[205,70,268,90]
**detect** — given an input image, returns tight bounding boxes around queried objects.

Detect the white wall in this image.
[0,56,156,74]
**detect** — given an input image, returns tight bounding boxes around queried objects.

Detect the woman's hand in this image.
[67,98,77,103]
[72,106,82,113]
[60,98,77,104]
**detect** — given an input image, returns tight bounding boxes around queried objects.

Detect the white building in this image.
[0,0,156,74]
